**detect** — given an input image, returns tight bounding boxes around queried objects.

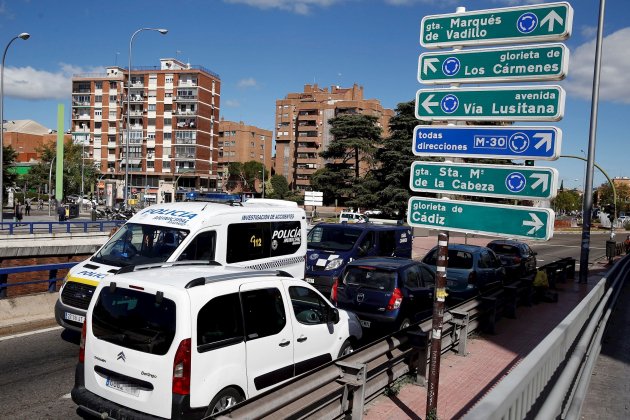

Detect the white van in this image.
[72,264,361,419]
[339,211,369,224]
[55,199,307,332]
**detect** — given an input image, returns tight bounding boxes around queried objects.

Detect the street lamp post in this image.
[124,28,167,208]
[0,32,30,225]
[80,141,85,203]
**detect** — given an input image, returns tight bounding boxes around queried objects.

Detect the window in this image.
[226,221,302,263]
[179,231,216,261]
[92,287,176,355]
[108,110,117,119]
[197,293,243,352]
[289,286,329,325]
[163,161,171,169]
[109,95,117,102]
[109,81,117,89]
[95,110,102,117]
[95,82,102,89]
[146,161,154,169]
[94,95,103,103]
[403,265,420,289]
[148,104,156,111]
[241,288,286,340]
[164,133,172,141]
[421,266,435,287]
[164,118,171,126]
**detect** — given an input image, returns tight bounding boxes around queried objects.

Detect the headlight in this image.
[325,258,344,271]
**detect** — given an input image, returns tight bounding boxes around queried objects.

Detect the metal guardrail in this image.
[217,262,575,419]
[464,254,630,420]
[0,262,79,298]
[0,220,124,236]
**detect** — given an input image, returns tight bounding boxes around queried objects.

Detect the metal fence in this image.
[464,253,630,420]
[217,262,579,419]
[0,220,124,236]
[0,262,79,298]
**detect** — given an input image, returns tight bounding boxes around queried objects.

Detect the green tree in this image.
[366,100,442,217]
[551,189,581,214]
[317,114,382,205]
[242,160,264,191]
[267,174,290,199]
[23,140,99,199]
[597,182,630,213]
[2,145,18,192]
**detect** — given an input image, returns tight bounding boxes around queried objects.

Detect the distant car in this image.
[422,244,505,300]
[339,211,369,223]
[331,257,434,331]
[486,239,537,280]
[617,215,630,226]
[364,209,383,216]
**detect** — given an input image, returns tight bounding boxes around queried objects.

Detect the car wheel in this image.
[398,318,411,330]
[205,387,244,416]
[338,339,354,358]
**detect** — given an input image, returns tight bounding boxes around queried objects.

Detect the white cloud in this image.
[225,100,241,107]
[3,63,104,100]
[237,77,258,88]
[223,0,338,14]
[564,27,630,104]
[580,25,597,38]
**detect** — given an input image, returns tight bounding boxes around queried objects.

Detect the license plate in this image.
[64,312,85,324]
[305,277,315,284]
[447,280,457,287]
[106,377,140,397]
[360,320,371,328]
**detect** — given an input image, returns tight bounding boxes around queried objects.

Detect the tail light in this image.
[468,272,477,285]
[173,338,191,395]
[386,288,403,311]
[79,321,87,363]
[331,278,339,303]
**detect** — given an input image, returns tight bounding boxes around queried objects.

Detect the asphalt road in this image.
[0,232,616,419]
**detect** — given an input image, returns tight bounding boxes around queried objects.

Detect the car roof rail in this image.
[185,269,293,289]
[116,260,222,275]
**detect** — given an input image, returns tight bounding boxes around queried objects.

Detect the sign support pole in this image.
[427,230,449,417]
[579,0,606,283]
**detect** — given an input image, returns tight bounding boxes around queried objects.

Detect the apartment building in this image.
[71,58,220,201]
[217,119,272,191]
[274,83,393,190]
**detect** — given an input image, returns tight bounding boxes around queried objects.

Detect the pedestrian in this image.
[25,200,31,216]
[625,235,630,255]
[57,203,66,222]
[38,198,43,210]
[16,202,23,224]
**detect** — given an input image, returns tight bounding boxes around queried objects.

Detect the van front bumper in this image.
[54,299,86,332]
[72,363,205,420]
[304,274,335,296]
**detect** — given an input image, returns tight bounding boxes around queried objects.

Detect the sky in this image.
[1,0,628,191]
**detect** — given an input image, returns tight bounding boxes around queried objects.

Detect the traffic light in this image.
[605,203,616,223]
[525,160,535,167]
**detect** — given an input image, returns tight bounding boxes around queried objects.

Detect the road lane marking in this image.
[0,326,62,342]
[537,244,606,250]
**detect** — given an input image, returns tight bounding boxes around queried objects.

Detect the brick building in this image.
[71,58,221,201]
[274,83,393,190]
[1,120,63,163]
[217,119,272,192]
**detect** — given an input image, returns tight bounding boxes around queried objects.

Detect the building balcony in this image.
[73,127,90,133]
[178,81,197,87]
[296,167,317,175]
[129,82,144,88]
[296,113,318,121]
[128,110,144,117]
[72,114,91,120]
[176,166,196,173]
[174,109,197,116]
[175,95,198,102]
[72,101,91,107]
[296,157,319,165]
[107,142,117,149]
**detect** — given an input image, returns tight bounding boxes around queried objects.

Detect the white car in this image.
[72,263,362,419]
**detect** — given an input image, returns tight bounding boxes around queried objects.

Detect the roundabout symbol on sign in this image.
[442,57,461,76]
[506,172,527,193]
[517,12,538,34]
[440,94,459,114]
[508,132,530,154]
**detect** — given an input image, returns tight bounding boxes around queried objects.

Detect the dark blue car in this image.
[330,257,434,331]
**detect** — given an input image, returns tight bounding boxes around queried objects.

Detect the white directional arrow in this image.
[533,133,553,152]
[523,213,544,235]
[541,10,563,32]
[530,173,549,192]
[421,94,439,114]
[423,58,439,75]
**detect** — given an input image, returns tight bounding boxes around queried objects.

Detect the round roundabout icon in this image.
[442,57,461,77]
[517,12,538,34]
[506,172,527,193]
[508,132,530,154]
[440,94,459,114]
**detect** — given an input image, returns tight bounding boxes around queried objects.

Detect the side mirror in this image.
[327,307,340,324]
[533,251,538,256]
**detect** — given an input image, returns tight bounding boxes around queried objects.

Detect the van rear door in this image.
[84,285,180,419]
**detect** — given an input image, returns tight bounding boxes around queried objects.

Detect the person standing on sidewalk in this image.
[25,200,31,216]
[57,203,66,222]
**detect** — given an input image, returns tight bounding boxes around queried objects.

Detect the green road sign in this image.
[410,162,558,200]
[416,85,565,121]
[407,197,554,241]
[418,43,569,84]
[420,2,573,48]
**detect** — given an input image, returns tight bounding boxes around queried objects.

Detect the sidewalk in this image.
[363,266,610,419]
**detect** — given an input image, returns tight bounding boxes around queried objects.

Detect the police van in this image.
[55,199,307,332]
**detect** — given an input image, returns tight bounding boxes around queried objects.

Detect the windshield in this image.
[343,266,396,291]
[487,244,520,256]
[92,223,189,267]
[92,286,176,355]
[307,225,361,252]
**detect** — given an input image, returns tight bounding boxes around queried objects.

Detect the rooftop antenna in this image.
[114,52,120,66]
